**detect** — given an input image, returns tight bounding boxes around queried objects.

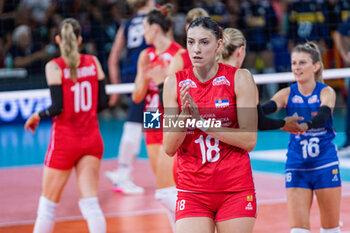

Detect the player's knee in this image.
[155,186,177,212]
[290,228,310,233]
[320,227,341,233]
[78,197,104,219]
[37,196,58,220]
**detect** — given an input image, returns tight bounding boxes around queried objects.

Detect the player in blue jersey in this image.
[105,0,155,194]
[262,42,341,233]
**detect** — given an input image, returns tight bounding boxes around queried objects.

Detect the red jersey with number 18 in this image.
[175,63,255,193]
[45,54,103,169]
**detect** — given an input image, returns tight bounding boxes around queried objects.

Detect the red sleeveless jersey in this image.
[144,42,183,111]
[45,54,103,168]
[181,50,192,70]
[175,63,255,193]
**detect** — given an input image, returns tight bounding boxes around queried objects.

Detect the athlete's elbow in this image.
[164,145,176,157]
[243,134,257,152]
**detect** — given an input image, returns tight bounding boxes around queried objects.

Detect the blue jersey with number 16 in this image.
[285,82,338,170]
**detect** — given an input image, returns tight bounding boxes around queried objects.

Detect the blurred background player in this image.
[132,3,184,230]
[105,0,155,194]
[24,18,109,233]
[263,42,341,233]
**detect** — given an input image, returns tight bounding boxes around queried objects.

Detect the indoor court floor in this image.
[1,118,350,233]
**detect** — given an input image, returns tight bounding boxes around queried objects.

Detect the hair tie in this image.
[157,4,167,15]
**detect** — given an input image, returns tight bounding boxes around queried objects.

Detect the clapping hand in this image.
[180,85,200,120]
[281,116,304,134]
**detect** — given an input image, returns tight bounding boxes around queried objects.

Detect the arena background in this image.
[1,0,350,232]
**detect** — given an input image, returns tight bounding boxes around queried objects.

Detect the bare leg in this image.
[315,187,341,229]
[76,156,106,233]
[287,188,313,230]
[216,217,255,233]
[176,217,215,233]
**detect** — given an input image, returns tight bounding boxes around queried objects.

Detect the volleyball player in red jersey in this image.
[25,18,108,233]
[132,4,184,230]
[165,7,209,190]
[163,17,258,233]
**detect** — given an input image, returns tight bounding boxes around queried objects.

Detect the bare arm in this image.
[93,56,106,81]
[132,50,151,103]
[24,61,62,133]
[205,69,258,152]
[45,61,62,85]
[108,25,125,85]
[334,31,350,64]
[270,87,290,111]
[163,75,188,156]
[167,51,185,76]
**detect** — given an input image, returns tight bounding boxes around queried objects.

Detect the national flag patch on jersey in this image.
[332,168,338,175]
[212,76,230,86]
[292,95,304,103]
[246,195,253,201]
[308,95,319,104]
[215,98,229,108]
[179,79,197,88]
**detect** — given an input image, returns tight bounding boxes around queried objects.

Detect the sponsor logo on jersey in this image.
[247,195,253,201]
[179,79,197,88]
[332,168,338,174]
[308,95,319,104]
[245,202,253,211]
[215,98,229,108]
[292,95,304,103]
[212,76,230,86]
[143,110,161,129]
[332,174,339,182]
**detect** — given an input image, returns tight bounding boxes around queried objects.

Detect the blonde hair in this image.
[292,42,324,82]
[59,18,81,81]
[220,28,246,61]
[186,8,209,25]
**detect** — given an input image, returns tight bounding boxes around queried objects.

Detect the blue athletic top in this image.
[121,13,149,80]
[285,82,338,170]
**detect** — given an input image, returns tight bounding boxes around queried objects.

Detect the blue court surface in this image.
[1,110,350,181]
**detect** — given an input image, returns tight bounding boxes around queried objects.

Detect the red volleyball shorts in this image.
[176,189,257,222]
[44,133,103,170]
[145,131,163,145]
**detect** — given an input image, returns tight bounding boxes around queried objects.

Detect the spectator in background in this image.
[19,0,56,26]
[322,0,350,100]
[193,0,230,28]
[287,0,329,50]
[334,16,350,154]
[270,0,291,74]
[6,25,54,87]
[239,0,278,99]
[0,0,21,66]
